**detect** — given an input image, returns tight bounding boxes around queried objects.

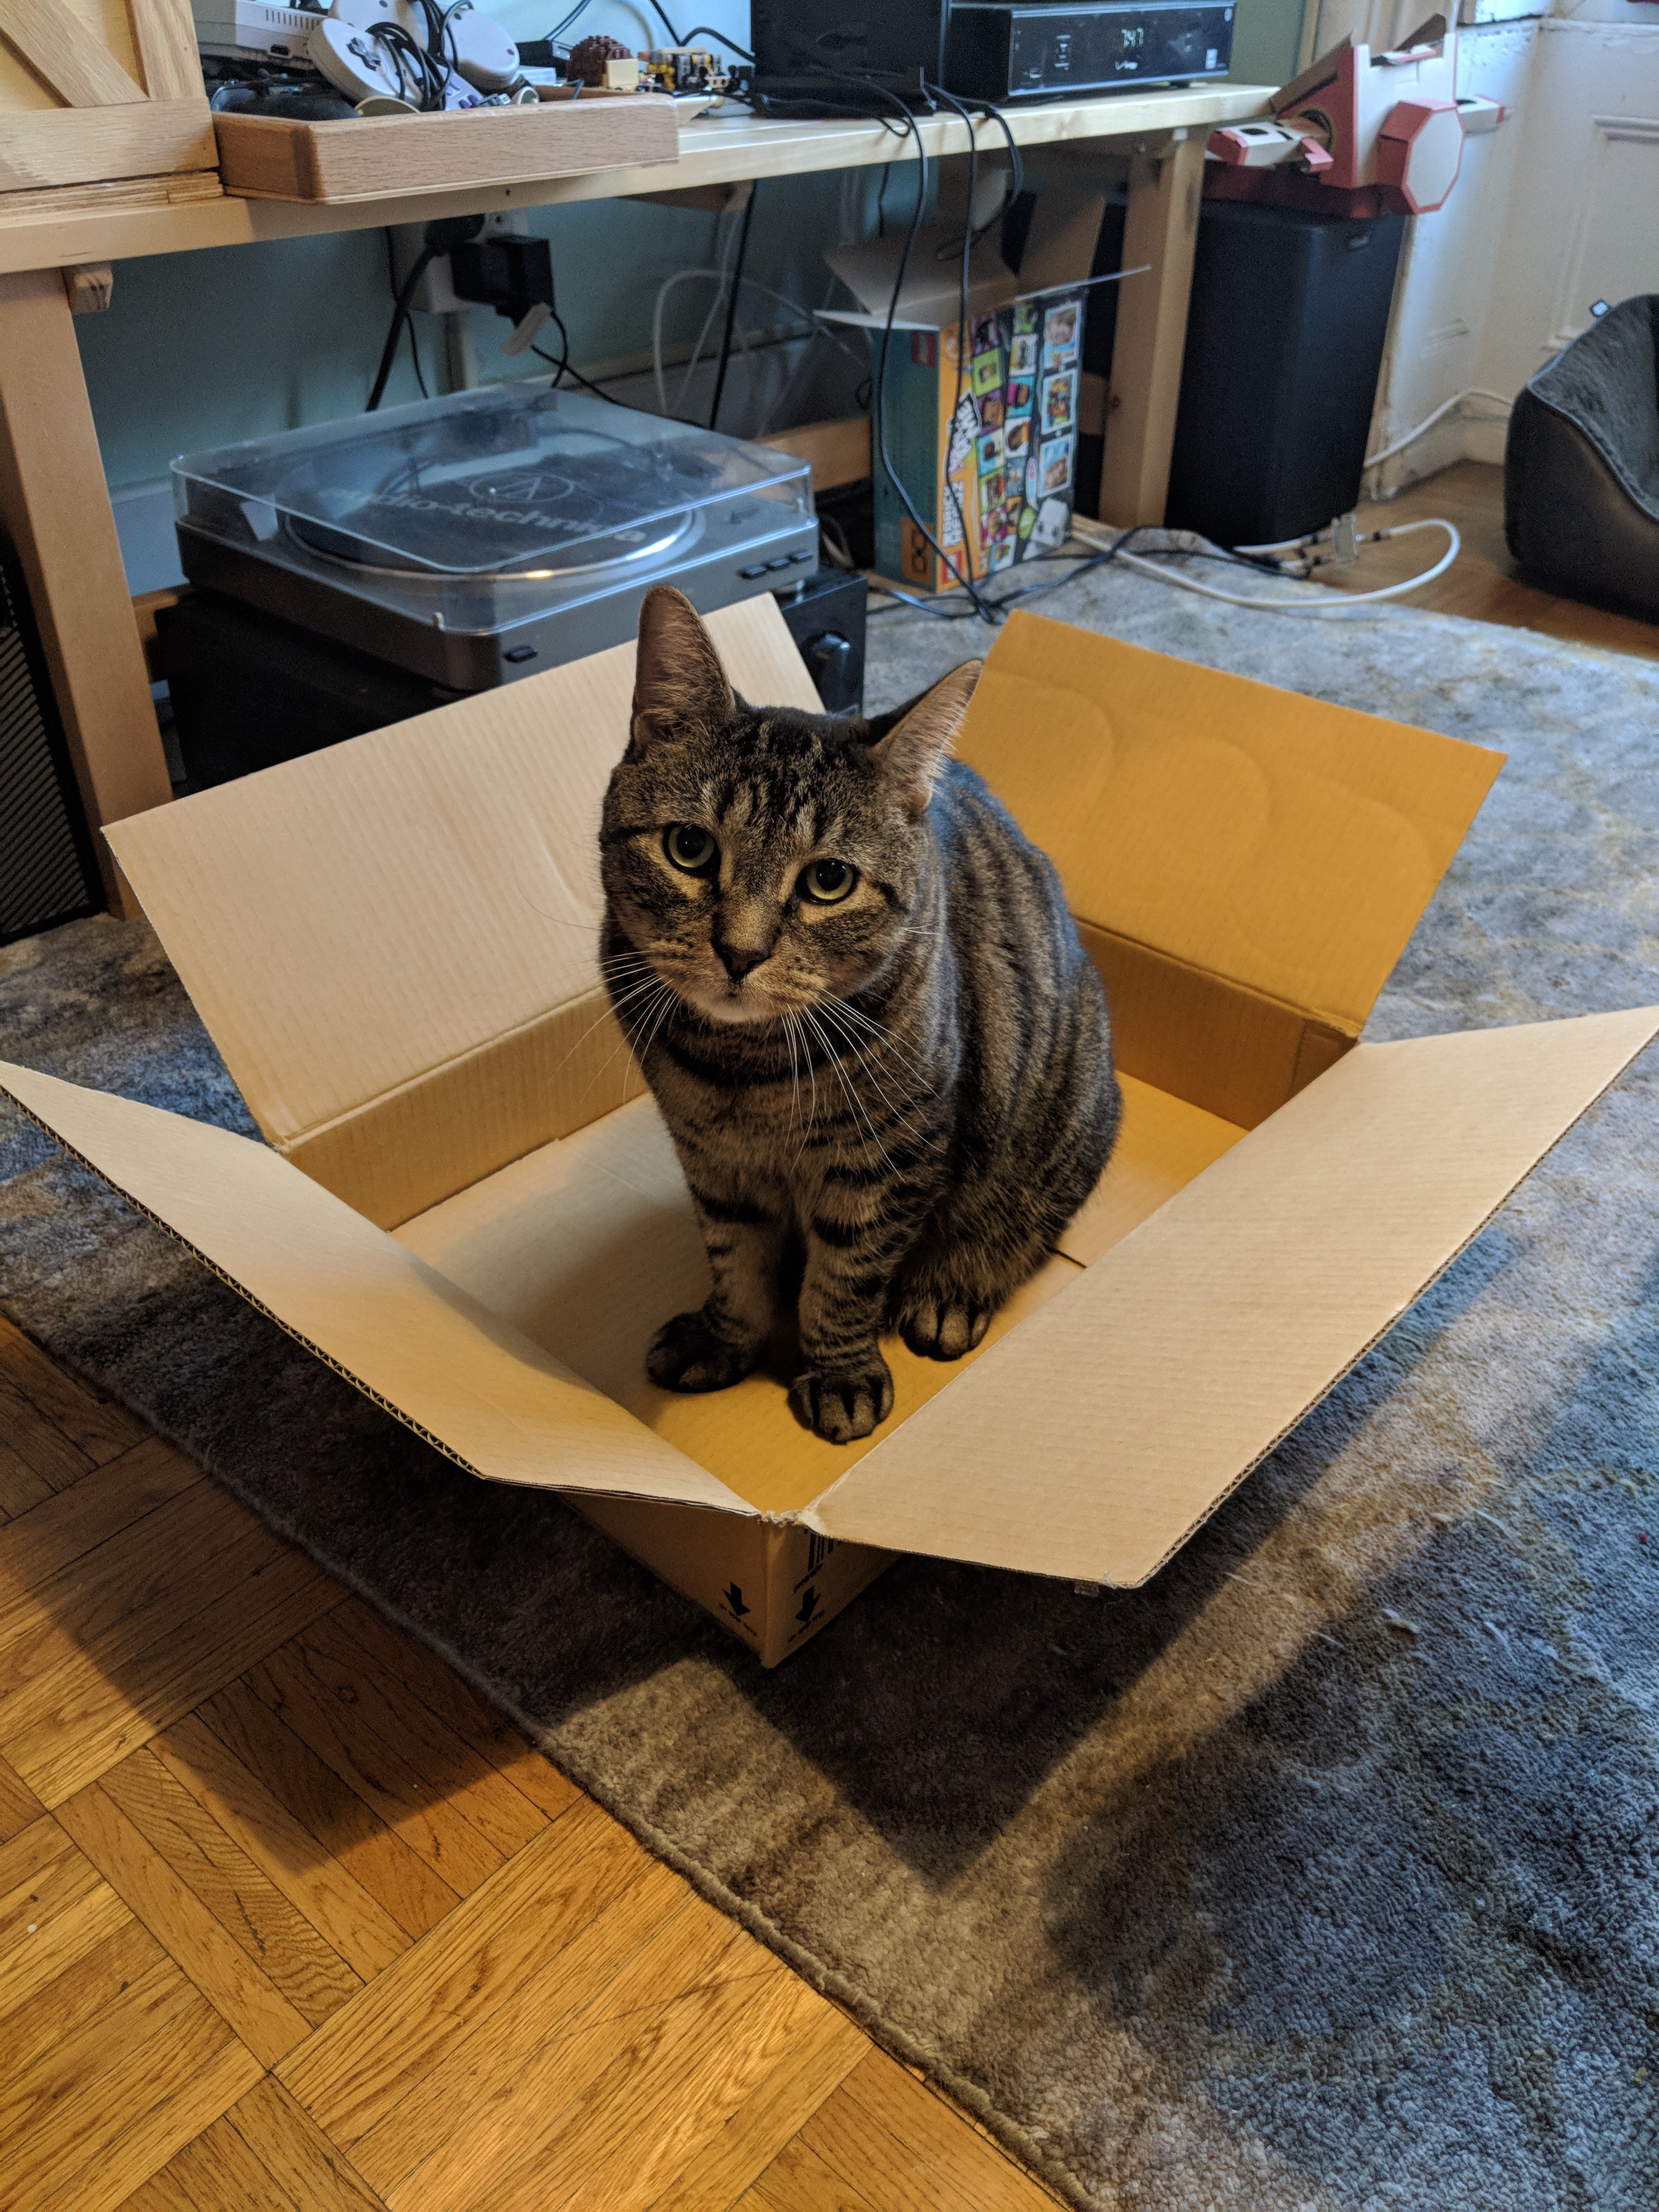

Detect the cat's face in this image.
[600,588,979,1028]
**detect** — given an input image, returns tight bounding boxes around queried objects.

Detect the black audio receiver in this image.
[753,0,1236,104]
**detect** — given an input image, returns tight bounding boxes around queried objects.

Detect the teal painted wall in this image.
[77,0,1305,490]
[78,171,864,487]
[1228,0,1306,92]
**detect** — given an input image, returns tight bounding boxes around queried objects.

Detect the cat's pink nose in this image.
[716,943,768,980]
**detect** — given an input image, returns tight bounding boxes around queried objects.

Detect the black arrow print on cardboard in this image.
[795,1587,819,1628]
[724,1583,751,1618]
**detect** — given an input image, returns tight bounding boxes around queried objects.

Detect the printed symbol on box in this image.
[795,1587,820,1628]
[724,1582,751,1618]
[806,1532,833,1577]
[901,521,932,582]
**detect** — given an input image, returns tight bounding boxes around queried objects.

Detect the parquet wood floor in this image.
[0,1315,1063,2212]
[1324,460,1659,659]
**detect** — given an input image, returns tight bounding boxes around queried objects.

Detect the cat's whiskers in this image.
[814,1003,944,1158]
[822,993,940,1093]
[781,1005,803,1141]
[789,1008,820,1159]
[630,976,681,1080]
[557,968,684,1099]
[819,996,946,1136]
[802,1006,902,1175]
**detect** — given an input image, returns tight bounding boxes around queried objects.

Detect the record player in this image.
[171,384,820,691]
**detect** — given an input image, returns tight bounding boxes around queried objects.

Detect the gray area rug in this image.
[4,553,1659,2212]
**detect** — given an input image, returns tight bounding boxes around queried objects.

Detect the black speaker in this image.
[772,567,867,715]
[156,588,455,791]
[0,536,103,946]
[1164,198,1406,549]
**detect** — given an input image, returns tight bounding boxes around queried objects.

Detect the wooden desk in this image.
[0,86,1267,912]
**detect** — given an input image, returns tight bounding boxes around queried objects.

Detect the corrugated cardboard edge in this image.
[800,1008,1659,1582]
[0,1070,750,1520]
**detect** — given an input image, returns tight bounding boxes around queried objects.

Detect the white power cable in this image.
[1364,387,1512,470]
[1070,515,1463,614]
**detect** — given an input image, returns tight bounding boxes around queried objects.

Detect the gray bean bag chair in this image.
[1505,295,1659,622]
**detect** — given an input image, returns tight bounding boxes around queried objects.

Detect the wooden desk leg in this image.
[1097,129,1205,529]
[0,269,172,920]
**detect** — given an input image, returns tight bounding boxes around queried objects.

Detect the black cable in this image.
[369,216,481,410]
[866,528,1284,620]
[874,161,890,239]
[742,70,993,610]
[368,242,437,410]
[884,79,1003,620]
[382,229,428,398]
[842,78,994,616]
[369,17,447,107]
[529,329,631,406]
[925,81,983,603]
[642,0,754,54]
[709,183,757,431]
[677,25,752,55]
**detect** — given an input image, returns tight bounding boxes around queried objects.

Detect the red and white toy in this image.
[1208,15,1503,218]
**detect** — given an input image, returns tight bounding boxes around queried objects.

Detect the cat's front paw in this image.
[791,1356,894,1444]
[898,1295,992,1361]
[646,1309,759,1393]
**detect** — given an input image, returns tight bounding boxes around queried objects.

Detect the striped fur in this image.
[599,586,1120,1444]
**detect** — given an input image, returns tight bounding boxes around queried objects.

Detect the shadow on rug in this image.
[4,571,1658,2212]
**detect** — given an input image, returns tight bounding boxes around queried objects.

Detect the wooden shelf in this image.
[0,86,1271,275]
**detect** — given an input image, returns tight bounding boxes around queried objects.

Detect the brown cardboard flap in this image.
[804,1007,1659,1583]
[0,1060,751,1515]
[104,597,819,1218]
[956,613,1505,1038]
[1077,923,1355,1130]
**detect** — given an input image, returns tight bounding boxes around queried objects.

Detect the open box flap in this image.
[822,188,1104,330]
[0,1060,753,1516]
[956,613,1505,1037]
[803,1006,1659,1583]
[103,597,820,1169]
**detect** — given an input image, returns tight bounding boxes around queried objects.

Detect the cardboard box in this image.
[821,190,1104,593]
[5,601,1656,1663]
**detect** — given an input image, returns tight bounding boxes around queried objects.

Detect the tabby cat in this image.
[599,585,1120,1444]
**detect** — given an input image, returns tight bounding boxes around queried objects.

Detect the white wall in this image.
[1365,18,1539,492]
[1364,0,1659,493]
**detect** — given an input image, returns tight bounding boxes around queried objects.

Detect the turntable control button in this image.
[764,557,793,571]
[788,550,813,564]
[740,563,770,578]
[504,646,538,662]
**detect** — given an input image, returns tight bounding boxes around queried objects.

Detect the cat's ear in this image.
[629,585,734,756]
[867,659,982,817]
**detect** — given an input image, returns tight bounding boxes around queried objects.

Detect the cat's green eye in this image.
[664,824,717,874]
[799,858,856,905]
